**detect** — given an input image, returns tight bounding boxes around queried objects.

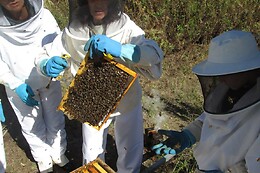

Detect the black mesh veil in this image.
[68,0,78,24]
[197,71,260,114]
[68,0,125,26]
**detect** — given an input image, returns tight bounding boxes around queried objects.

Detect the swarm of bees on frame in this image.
[62,58,134,127]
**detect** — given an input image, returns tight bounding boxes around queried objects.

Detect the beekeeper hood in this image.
[0,0,42,26]
[192,30,260,114]
[68,0,124,26]
[0,0,45,46]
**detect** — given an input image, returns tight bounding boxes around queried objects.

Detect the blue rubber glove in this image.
[42,56,68,77]
[84,35,140,62]
[0,101,5,122]
[84,35,121,58]
[152,129,196,155]
[15,84,39,107]
[121,44,140,62]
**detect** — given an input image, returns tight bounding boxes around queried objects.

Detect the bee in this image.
[63,62,132,127]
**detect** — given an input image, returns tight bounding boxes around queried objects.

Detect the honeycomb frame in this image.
[58,53,138,130]
[70,158,115,173]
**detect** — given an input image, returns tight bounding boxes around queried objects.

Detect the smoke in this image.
[153,113,166,131]
[142,89,166,130]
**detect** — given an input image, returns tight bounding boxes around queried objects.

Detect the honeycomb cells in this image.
[63,61,133,126]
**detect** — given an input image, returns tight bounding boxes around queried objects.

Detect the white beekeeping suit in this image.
[36,1,164,172]
[0,0,68,172]
[186,30,260,173]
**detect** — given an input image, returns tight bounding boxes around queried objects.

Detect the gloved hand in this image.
[0,101,5,122]
[15,84,39,107]
[43,56,68,77]
[84,35,140,62]
[152,129,196,155]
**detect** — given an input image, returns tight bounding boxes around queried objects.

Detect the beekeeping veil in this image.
[68,0,125,27]
[68,0,79,24]
[0,0,42,26]
[192,30,260,114]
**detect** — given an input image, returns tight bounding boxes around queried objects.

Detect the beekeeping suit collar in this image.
[192,30,260,76]
[0,0,42,26]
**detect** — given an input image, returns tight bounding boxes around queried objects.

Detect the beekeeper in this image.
[152,30,260,173]
[0,0,70,172]
[36,0,164,172]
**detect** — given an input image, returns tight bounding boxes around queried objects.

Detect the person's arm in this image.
[128,35,164,81]
[0,59,23,90]
[0,59,38,106]
[184,113,205,142]
[152,113,204,155]
[84,34,164,80]
[152,128,197,155]
[123,20,164,80]
[35,33,69,78]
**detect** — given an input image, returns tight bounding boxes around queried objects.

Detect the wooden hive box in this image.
[58,54,138,130]
[70,158,115,173]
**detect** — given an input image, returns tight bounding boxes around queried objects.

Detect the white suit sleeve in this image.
[126,21,164,80]
[184,113,205,141]
[35,31,71,76]
[133,39,164,80]
[0,59,23,90]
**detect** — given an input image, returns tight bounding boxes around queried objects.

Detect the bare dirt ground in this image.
[3,109,188,173]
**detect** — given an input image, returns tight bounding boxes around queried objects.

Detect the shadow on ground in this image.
[1,84,165,173]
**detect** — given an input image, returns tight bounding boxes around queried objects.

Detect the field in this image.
[3,0,260,173]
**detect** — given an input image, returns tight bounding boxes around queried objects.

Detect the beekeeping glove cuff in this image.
[184,119,203,142]
[15,83,39,107]
[39,59,48,76]
[84,35,140,63]
[120,44,141,63]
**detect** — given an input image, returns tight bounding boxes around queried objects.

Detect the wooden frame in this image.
[70,158,115,173]
[58,53,138,130]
